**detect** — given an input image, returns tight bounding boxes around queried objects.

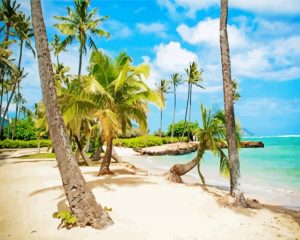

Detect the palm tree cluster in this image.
[0,0,35,139]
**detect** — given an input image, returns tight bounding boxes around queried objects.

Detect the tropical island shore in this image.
[0,148,299,240]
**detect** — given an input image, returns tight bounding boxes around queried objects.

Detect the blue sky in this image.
[8,0,300,136]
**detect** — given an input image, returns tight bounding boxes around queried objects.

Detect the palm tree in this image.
[54,0,110,78]
[89,50,163,175]
[181,62,203,141]
[0,0,20,133]
[50,34,66,65]
[156,79,170,137]
[220,0,247,207]
[166,105,230,184]
[170,73,183,140]
[30,0,113,228]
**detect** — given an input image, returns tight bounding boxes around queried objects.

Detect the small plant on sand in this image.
[53,210,77,229]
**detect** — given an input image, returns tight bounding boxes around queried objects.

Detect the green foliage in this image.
[0,139,52,148]
[4,118,37,140]
[113,135,187,148]
[103,206,112,212]
[167,121,199,137]
[53,210,77,229]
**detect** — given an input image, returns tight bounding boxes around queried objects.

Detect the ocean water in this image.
[129,136,300,209]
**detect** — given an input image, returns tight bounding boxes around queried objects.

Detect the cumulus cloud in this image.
[158,0,300,18]
[136,22,168,38]
[177,18,248,49]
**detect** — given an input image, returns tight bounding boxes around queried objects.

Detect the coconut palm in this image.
[181,62,203,141]
[30,0,113,228]
[156,79,170,137]
[54,0,110,78]
[166,105,230,184]
[50,34,66,65]
[170,73,183,140]
[220,0,247,206]
[89,50,163,175]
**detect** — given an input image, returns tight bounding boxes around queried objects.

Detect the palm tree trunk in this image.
[166,142,205,183]
[160,108,163,137]
[74,135,92,166]
[187,84,193,141]
[56,54,60,66]
[31,0,113,228]
[99,136,114,175]
[171,83,176,140]
[220,0,247,207]
[181,82,191,141]
[78,43,83,78]
[92,137,103,161]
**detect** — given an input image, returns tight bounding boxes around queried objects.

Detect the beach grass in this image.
[19,153,56,159]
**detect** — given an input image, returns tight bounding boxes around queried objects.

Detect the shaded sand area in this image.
[0,148,300,240]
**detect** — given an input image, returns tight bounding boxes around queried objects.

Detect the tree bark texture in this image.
[31,0,113,228]
[99,137,114,175]
[220,0,247,207]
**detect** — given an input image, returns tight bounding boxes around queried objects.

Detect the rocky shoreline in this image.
[135,141,264,156]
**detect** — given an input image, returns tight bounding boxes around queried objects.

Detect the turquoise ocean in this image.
[128,136,300,209]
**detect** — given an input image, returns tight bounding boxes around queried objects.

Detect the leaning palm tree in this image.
[170,73,183,140]
[166,105,230,183]
[30,0,113,228]
[220,0,247,207]
[181,62,203,141]
[50,34,66,65]
[54,0,110,77]
[156,79,170,137]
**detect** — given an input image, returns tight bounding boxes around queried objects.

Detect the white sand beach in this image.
[0,148,299,240]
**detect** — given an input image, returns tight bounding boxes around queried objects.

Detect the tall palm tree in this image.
[170,73,183,140]
[156,79,170,137]
[89,50,163,175]
[50,34,65,65]
[30,0,113,228]
[181,62,203,141]
[0,0,20,132]
[54,0,110,78]
[166,105,230,184]
[220,0,247,207]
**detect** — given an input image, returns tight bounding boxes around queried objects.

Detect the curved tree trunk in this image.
[99,136,114,175]
[31,0,113,228]
[220,0,247,207]
[166,142,205,183]
[78,43,83,78]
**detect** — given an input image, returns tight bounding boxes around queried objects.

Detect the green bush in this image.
[4,118,38,140]
[0,139,52,148]
[113,135,187,148]
[167,121,199,137]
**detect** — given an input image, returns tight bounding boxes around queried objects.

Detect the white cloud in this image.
[177,18,248,49]
[158,0,300,18]
[137,22,168,38]
[154,41,198,73]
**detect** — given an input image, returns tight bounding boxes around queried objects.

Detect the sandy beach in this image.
[0,147,299,240]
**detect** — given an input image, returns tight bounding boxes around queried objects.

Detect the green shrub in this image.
[113,135,187,148]
[167,121,199,137]
[0,139,52,148]
[53,210,77,229]
[3,118,38,140]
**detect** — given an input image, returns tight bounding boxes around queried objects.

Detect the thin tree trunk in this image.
[74,135,92,166]
[187,84,193,141]
[181,82,191,142]
[220,0,247,207]
[78,43,83,78]
[56,54,59,66]
[166,142,205,183]
[171,83,176,140]
[99,137,114,175]
[92,137,104,161]
[31,0,113,228]
[12,40,23,140]
[160,108,163,137]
